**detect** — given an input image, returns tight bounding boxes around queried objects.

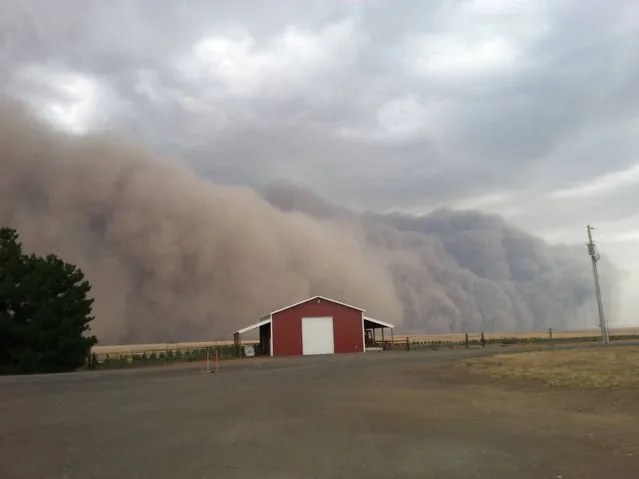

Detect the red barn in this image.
[233,296,394,357]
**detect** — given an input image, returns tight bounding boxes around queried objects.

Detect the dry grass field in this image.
[92,326,639,355]
[462,345,639,388]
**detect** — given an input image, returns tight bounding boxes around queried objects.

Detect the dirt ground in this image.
[1,348,638,479]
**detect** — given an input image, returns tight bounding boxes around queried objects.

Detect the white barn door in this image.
[301,317,335,355]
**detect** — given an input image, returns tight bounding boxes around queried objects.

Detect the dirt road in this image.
[1,349,637,478]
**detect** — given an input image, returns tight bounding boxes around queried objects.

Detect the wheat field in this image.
[91,326,639,355]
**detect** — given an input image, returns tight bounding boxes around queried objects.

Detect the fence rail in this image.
[85,327,639,370]
[375,329,639,352]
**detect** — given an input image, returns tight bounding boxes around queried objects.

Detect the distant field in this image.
[406,326,639,342]
[462,345,639,388]
[92,326,639,355]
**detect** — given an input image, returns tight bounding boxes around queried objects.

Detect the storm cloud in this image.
[1,0,637,330]
[0,102,620,342]
[0,101,402,343]
[265,181,621,334]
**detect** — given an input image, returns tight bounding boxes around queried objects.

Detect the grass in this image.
[462,346,639,388]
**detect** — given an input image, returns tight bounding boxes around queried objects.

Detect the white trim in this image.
[234,317,272,335]
[363,316,394,329]
[361,312,366,353]
[269,314,273,357]
[269,295,365,316]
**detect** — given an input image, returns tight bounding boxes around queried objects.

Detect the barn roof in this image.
[363,316,394,329]
[269,295,365,315]
[234,315,271,335]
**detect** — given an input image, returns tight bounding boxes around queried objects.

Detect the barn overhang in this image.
[363,316,394,350]
[363,316,394,330]
[234,315,272,335]
[233,315,273,357]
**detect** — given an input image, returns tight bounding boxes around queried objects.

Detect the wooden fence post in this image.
[465,333,469,349]
[548,328,553,340]
[406,336,410,351]
[480,332,486,347]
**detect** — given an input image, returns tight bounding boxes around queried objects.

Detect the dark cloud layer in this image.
[3,0,637,212]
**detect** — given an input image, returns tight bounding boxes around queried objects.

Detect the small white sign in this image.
[244,345,255,357]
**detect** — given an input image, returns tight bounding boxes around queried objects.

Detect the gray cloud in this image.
[1,0,638,326]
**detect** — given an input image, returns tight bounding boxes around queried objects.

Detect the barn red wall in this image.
[272,297,364,356]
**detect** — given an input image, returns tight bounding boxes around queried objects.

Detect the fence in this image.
[377,328,639,352]
[86,342,262,370]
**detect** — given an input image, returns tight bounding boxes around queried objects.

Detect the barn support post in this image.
[233,332,241,358]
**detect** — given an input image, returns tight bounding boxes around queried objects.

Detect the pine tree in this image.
[0,227,97,374]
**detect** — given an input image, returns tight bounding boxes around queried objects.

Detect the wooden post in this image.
[480,332,486,347]
[406,336,410,351]
[465,333,469,349]
[548,328,553,340]
[233,332,241,358]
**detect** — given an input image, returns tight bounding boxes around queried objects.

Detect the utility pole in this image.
[586,225,609,344]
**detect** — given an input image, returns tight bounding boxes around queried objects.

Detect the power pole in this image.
[586,225,609,344]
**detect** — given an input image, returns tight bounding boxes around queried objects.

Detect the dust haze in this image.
[0,100,402,343]
[265,183,621,335]
[0,100,621,343]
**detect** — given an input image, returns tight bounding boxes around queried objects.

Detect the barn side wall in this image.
[272,297,364,356]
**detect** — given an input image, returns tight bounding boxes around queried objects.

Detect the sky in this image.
[1,0,638,325]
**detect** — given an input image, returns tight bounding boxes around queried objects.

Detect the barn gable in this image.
[270,296,365,316]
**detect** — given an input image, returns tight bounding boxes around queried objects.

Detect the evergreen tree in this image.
[0,227,97,374]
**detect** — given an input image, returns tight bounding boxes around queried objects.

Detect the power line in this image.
[586,225,609,344]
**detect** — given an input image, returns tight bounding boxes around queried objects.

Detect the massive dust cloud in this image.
[265,183,621,334]
[1,100,620,343]
[0,100,402,343]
